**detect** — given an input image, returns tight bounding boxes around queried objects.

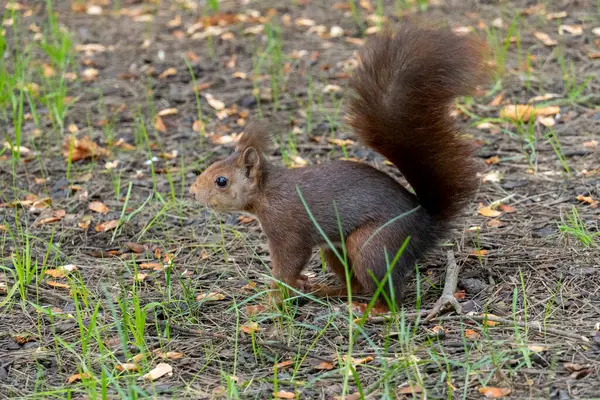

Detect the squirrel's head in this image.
[189,121,274,212]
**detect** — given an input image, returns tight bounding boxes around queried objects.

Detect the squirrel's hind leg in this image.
[346,223,412,307]
[308,248,363,298]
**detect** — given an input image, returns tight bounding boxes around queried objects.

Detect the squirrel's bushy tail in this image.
[348,24,489,221]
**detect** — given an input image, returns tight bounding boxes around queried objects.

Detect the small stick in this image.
[434,314,590,343]
[149,318,333,363]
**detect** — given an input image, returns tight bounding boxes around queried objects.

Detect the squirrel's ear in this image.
[239,147,261,183]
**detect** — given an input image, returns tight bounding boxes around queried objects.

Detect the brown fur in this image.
[190,24,489,306]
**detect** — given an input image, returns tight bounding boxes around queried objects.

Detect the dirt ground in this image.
[1,0,599,399]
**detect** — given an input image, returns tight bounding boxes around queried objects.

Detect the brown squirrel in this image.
[190,25,489,309]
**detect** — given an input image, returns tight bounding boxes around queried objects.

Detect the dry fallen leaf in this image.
[478,204,502,218]
[478,387,512,398]
[204,93,225,110]
[484,155,501,165]
[275,360,294,369]
[47,281,70,289]
[158,68,177,79]
[481,171,502,183]
[140,262,163,271]
[95,220,118,232]
[471,249,489,257]
[116,363,140,372]
[142,362,173,381]
[576,195,598,208]
[135,273,147,282]
[158,108,178,117]
[465,329,480,339]
[153,350,184,360]
[500,104,560,122]
[534,31,558,46]
[154,115,167,134]
[487,218,503,228]
[314,361,334,370]
[81,68,99,81]
[583,140,598,148]
[89,201,109,214]
[558,25,583,36]
[45,265,77,278]
[273,391,296,399]
[397,384,423,395]
[245,304,267,316]
[499,204,516,213]
[67,372,91,384]
[196,292,226,302]
[62,136,111,162]
[240,321,260,334]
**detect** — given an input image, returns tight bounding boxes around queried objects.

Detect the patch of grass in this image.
[559,206,599,247]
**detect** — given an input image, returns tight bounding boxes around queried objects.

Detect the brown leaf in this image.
[487,219,503,228]
[397,384,423,395]
[478,204,502,218]
[454,290,466,300]
[134,273,147,282]
[583,140,598,148]
[78,215,93,229]
[484,156,500,165]
[142,362,173,381]
[126,242,146,253]
[471,249,489,257]
[139,262,163,271]
[465,329,480,339]
[245,304,266,316]
[314,361,334,370]
[116,363,140,372]
[47,281,70,289]
[478,387,512,398]
[67,372,91,384]
[240,321,259,334]
[204,93,225,110]
[153,350,184,360]
[273,391,296,399]
[35,210,66,226]
[62,136,111,162]
[89,201,109,214]
[158,108,178,117]
[576,195,598,208]
[499,204,516,213]
[558,25,582,36]
[534,31,557,46]
[95,220,118,232]
[275,360,294,369]
[81,68,99,81]
[154,115,167,134]
[158,68,177,79]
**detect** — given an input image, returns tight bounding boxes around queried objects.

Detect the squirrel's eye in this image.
[215,176,229,188]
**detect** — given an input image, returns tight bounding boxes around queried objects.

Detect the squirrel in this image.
[190,24,489,308]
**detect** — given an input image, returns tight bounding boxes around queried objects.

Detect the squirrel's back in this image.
[348,24,489,221]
